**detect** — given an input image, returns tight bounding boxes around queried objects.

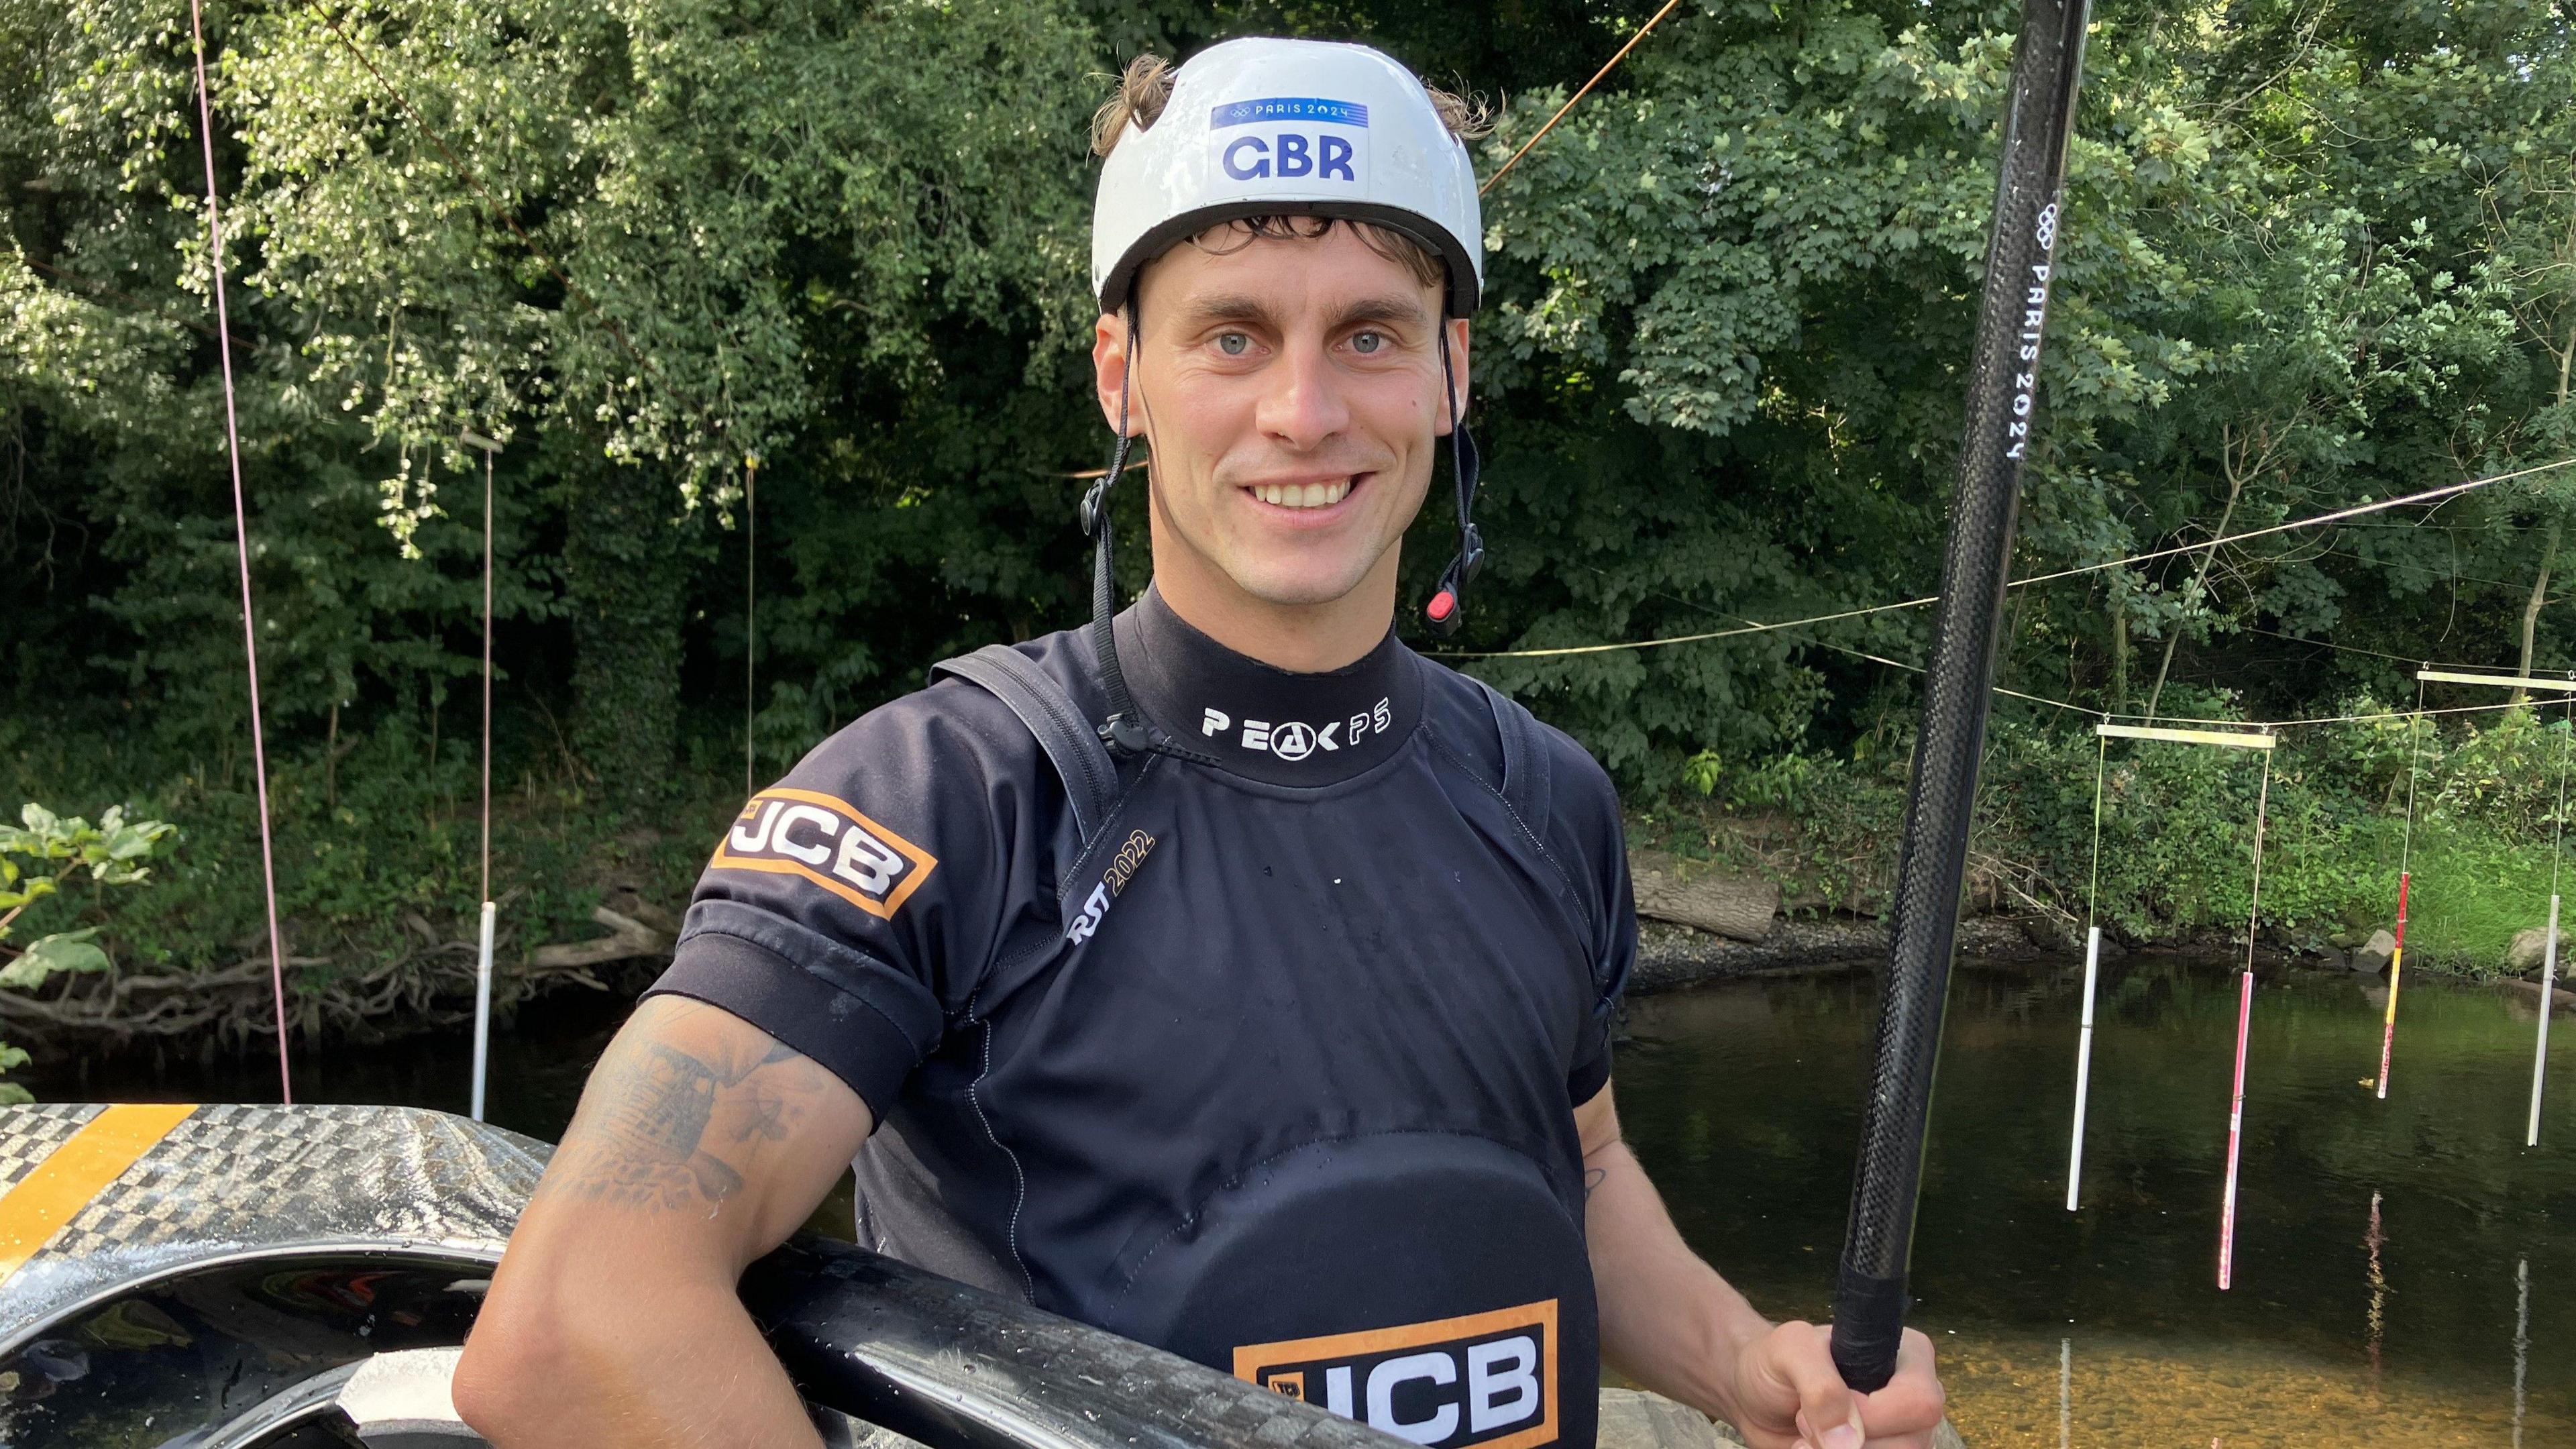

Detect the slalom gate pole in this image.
[2377,688,2424,1098]
[1827,0,2092,1391]
[2065,925,2101,1212]
[472,901,496,1120]
[2531,893,2559,1147]
[2067,734,2108,1212]
[2377,871,2409,1100]
[2216,754,2271,1291]
[2217,968,2253,1290]
[2531,695,2570,1146]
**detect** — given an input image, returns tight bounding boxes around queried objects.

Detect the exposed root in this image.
[0,902,666,1054]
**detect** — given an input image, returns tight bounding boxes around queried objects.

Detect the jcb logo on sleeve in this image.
[712,789,937,920]
[1234,1301,1557,1449]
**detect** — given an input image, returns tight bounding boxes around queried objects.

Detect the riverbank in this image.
[15,699,2576,1073]
[1631,916,2043,992]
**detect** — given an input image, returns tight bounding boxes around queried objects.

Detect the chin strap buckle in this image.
[1424,524,1484,637]
[1098,712,1152,757]
[1080,476,1111,538]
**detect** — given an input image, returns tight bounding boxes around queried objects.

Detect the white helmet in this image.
[1090,38,1484,318]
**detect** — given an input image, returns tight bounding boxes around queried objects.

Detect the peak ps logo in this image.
[713,789,937,920]
[1236,1301,1558,1449]
[1212,96,1368,184]
[1200,698,1393,763]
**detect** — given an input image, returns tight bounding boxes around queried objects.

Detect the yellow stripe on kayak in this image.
[0,1103,197,1285]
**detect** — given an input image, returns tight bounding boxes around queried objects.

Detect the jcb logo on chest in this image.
[712,789,937,920]
[1234,1300,1558,1449]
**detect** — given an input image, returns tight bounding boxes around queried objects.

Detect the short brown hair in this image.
[1090,52,1488,299]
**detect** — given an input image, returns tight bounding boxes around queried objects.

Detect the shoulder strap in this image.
[1473,679,1554,833]
[932,644,1119,847]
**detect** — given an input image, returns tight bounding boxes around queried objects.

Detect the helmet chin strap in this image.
[1081,303,1218,763]
[1423,323,1483,637]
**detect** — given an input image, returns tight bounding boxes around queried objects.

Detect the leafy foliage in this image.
[4,0,2575,1048]
[1,803,175,1100]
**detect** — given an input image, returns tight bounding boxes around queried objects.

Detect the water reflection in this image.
[2516,1255,2530,1449]
[2363,1190,2384,1381]
[1617,959,2576,1446]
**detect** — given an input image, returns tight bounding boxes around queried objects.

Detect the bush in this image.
[1,804,175,1102]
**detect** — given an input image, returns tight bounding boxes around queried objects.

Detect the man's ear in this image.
[1434,317,1470,437]
[1091,311,1144,435]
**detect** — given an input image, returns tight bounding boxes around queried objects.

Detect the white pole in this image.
[472,900,496,1122]
[2067,925,2102,1211]
[2532,894,2559,1147]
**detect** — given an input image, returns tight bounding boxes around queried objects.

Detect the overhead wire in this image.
[1446,457,2576,661]
[1591,561,2567,729]
[188,0,294,1104]
[1479,0,1686,197]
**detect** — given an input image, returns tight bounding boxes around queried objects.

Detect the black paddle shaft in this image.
[1828,0,2092,1395]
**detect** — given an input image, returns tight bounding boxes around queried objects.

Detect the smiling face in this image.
[1093,220,1468,670]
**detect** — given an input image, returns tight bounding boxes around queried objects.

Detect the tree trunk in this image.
[2145,471,2243,722]
[2110,604,2131,714]
[1628,851,1781,943]
[2513,518,2561,708]
[564,466,687,803]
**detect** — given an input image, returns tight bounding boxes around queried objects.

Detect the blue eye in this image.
[1352,331,1385,354]
[1218,333,1251,356]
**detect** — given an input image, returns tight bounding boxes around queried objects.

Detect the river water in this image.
[1613,960,2576,1447]
[30,956,2575,1446]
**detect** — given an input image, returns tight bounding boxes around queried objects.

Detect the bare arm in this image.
[453,995,875,1447]
[1577,1083,1943,1449]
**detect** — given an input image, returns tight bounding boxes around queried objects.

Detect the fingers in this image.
[1853,1328,1945,1449]
[1766,1323,1864,1449]
[1740,1321,1946,1449]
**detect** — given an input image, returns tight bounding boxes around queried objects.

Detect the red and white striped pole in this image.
[2218,967,2255,1289]
[2377,870,2410,1100]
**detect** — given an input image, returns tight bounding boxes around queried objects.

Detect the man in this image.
[455,38,1943,1449]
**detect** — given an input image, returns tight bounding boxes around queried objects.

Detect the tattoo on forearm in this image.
[1585,1165,1609,1199]
[537,1004,826,1214]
